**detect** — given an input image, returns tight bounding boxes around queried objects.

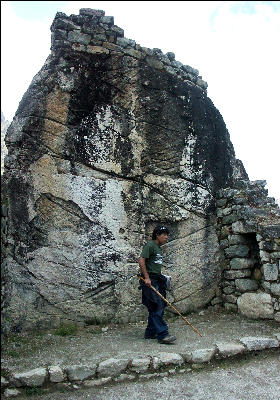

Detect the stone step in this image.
[2,334,279,398]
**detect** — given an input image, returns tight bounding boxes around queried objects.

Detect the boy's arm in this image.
[139,257,152,287]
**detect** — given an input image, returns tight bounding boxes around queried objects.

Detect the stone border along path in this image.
[2,334,279,398]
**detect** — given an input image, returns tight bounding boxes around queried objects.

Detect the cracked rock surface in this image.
[2,8,248,331]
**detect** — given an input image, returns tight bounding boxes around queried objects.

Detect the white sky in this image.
[1,1,280,201]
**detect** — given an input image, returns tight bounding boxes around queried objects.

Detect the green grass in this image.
[7,350,21,358]
[25,386,44,397]
[2,331,46,358]
[5,333,30,345]
[54,324,78,337]
[1,368,9,377]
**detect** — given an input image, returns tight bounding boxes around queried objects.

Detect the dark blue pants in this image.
[143,280,168,340]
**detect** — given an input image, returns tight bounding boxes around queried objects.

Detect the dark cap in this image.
[152,225,169,239]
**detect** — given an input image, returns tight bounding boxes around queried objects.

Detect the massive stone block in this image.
[2,9,247,331]
[237,292,274,319]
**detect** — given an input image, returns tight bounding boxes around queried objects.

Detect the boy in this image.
[139,225,176,344]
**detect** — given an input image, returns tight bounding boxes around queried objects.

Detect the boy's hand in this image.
[145,277,152,287]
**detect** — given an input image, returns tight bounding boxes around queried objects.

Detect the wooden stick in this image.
[138,275,203,337]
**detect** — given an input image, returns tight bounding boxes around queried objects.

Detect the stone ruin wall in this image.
[214,180,280,322]
[1,8,279,332]
[50,9,208,90]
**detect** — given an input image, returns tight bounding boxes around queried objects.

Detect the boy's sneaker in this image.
[158,335,176,344]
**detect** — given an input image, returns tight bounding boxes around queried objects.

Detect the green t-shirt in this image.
[140,240,163,275]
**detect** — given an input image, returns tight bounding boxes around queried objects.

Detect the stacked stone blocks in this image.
[50,8,207,91]
[215,180,280,321]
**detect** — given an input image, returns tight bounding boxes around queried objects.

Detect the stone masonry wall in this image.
[50,8,208,91]
[215,180,280,322]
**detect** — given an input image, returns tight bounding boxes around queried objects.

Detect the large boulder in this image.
[2,9,247,331]
[237,292,274,319]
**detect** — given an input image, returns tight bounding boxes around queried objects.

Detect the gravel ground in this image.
[2,309,279,373]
